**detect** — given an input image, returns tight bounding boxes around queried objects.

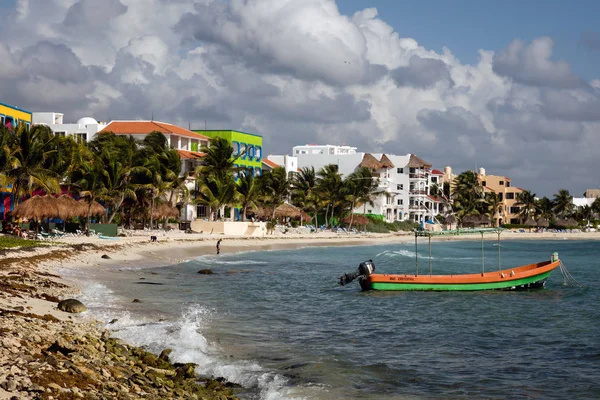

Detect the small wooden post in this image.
[415,231,419,276]
[429,234,432,275]
[481,231,485,276]
[497,230,501,271]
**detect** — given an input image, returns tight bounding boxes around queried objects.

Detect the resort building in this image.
[0,101,31,130]
[193,130,263,178]
[100,121,210,221]
[477,168,523,225]
[291,144,444,223]
[32,112,107,143]
[263,155,299,179]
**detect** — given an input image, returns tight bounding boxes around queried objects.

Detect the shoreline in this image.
[1,229,599,398]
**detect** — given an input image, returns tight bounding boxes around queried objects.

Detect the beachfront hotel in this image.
[477,168,524,225]
[31,112,107,143]
[288,144,445,223]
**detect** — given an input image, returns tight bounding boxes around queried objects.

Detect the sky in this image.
[1,0,599,197]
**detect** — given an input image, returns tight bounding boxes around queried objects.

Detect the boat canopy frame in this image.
[413,228,506,276]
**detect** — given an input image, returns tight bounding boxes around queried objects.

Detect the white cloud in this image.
[0,0,598,196]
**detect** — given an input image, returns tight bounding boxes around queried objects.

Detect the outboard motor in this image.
[339,260,375,286]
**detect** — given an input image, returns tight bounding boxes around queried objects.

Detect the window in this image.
[55,131,66,137]
[0,116,4,125]
[76,133,87,143]
[482,181,486,186]
[255,146,262,160]
[409,168,416,174]
[197,205,208,219]
[499,181,504,185]
[239,143,247,159]
[431,177,437,183]
[510,218,520,224]
[247,145,255,160]
[510,206,520,214]
[506,193,514,200]
[397,184,404,191]
[397,199,403,205]
[499,193,503,201]
[232,141,240,156]
[397,168,403,174]
[506,181,511,187]
[295,150,300,154]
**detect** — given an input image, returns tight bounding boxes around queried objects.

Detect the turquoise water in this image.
[73,240,600,399]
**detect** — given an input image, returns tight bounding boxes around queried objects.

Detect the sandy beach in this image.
[1,228,599,399]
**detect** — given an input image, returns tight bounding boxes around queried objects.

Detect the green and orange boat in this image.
[339,228,562,291]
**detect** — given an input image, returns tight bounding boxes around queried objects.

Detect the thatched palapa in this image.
[11,195,60,221]
[536,218,549,228]
[406,154,432,169]
[359,153,383,170]
[524,217,537,227]
[78,199,106,216]
[379,154,395,168]
[444,215,456,224]
[56,195,86,220]
[152,202,180,219]
[343,214,369,226]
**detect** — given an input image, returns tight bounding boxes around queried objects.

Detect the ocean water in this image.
[68,240,600,399]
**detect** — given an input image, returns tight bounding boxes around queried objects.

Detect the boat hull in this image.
[359,260,560,292]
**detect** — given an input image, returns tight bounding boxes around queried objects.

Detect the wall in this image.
[0,101,31,129]
[194,130,263,176]
[190,221,266,236]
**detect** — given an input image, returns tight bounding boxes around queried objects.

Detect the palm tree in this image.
[317,164,343,228]
[484,192,503,226]
[292,167,319,226]
[235,172,261,221]
[197,136,240,180]
[576,205,594,228]
[194,174,236,221]
[259,167,289,219]
[553,189,574,219]
[591,197,600,219]
[536,196,554,220]
[515,190,537,223]
[343,167,379,230]
[5,124,61,204]
[451,170,484,224]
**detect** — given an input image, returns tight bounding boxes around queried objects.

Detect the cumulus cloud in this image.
[492,37,585,89]
[0,0,598,196]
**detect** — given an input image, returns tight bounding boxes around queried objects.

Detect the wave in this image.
[194,257,268,266]
[78,281,309,399]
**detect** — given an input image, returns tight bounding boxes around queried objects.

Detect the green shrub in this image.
[0,237,45,249]
[290,220,299,228]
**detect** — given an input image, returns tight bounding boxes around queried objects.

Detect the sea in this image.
[63,239,600,399]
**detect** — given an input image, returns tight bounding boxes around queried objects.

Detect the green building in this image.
[193,130,263,177]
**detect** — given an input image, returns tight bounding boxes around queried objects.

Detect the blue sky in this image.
[338,0,600,81]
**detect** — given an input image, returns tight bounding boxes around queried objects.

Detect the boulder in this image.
[101,254,111,259]
[58,299,87,313]
[197,269,214,275]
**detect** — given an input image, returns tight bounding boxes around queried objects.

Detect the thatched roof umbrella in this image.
[462,214,479,227]
[11,195,60,236]
[359,153,383,170]
[78,199,106,217]
[343,214,370,228]
[478,215,491,226]
[379,154,395,168]
[56,195,85,220]
[555,219,568,228]
[536,218,549,228]
[524,217,536,226]
[152,202,179,219]
[274,203,302,219]
[565,218,579,228]
[406,154,432,169]
[444,215,456,224]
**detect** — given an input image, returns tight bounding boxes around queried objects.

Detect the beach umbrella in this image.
[555,219,568,227]
[524,217,536,227]
[462,214,479,227]
[152,202,180,219]
[10,195,60,236]
[444,215,456,224]
[565,218,579,228]
[343,214,370,226]
[56,195,86,220]
[274,203,303,219]
[78,199,106,217]
[536,218,549,228]
[478,215,491,226]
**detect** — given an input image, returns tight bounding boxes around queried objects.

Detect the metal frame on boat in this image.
[339,228,561,292]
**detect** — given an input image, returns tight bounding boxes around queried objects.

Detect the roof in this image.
[406,154,432,169]
[379,154,395,168]
[431,169,443,175]
[359,153,383,170]
[100,121,210,140]
[262,159,279,169]
[177,150,205,160]
[0,101,31,114]
[427,195,440,202]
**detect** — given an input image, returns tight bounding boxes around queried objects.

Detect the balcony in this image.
[409,173,428,180]
[409,205,427,211]
[409,189,428,195]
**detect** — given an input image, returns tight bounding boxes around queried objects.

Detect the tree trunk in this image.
[108,194,125,223]
[149,195,155,230]
[329,203,335,228]
[242,205,247,222]
[348,201,356,230]
[86,200,92,236]
[324,204,329,228]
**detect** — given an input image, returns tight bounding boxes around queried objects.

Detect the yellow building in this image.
[0,101,32,130]
[478,168,523,225]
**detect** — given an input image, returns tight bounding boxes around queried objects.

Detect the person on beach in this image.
[216,239,222,255]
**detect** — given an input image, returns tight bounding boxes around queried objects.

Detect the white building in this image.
[291,144,444,223]
[32,112,107,142]
[263,155,298,179]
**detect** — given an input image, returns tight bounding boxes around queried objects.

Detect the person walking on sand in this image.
[216,239,222,255]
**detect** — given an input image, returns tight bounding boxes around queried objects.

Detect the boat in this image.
[339,228,562,291]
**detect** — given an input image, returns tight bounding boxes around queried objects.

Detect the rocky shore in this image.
[0,243,239,400]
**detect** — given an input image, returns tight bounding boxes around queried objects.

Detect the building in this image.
[0,101,31,131]
[32,112,106,143]
[100,121,210,221]
[291,144,443,223]
[477,168,523,225]
[193,130,263,178]
[263,155,298,179]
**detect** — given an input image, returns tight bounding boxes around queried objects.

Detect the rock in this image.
[132,299,141,303]
[108,318,118,324]
[158,348,172,361]
[101,254,111,259]
[12,306,25,312]
[57,299,87,313]
[197,269,214,275]
[46,338,75,356]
